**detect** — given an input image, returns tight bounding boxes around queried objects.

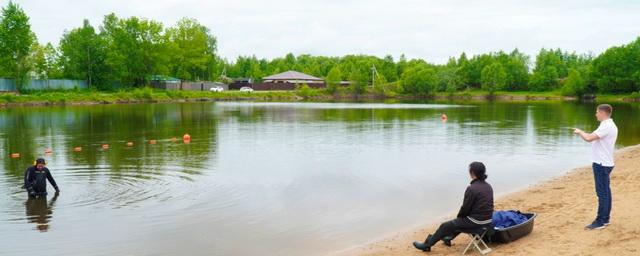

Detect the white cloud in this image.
[6,0,640,63]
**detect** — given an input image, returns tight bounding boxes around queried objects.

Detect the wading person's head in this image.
[35,158,46,170]
[469,161,487,181]
[596,104,612,122]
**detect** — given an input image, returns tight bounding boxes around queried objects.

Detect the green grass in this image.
[596,93,639,102]
[0,87,302,105]
[432,89,566,98]
[431,89,640,102]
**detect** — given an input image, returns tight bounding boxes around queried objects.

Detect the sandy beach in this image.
[343,145,640,256]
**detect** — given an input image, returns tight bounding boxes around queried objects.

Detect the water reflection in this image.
[0,103,220,213]
[25,192,58,232]
[1,103,219,181]
[213,101,640,146]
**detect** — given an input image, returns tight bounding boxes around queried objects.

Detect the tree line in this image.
[1,1,639,95]
[0,1,219,90]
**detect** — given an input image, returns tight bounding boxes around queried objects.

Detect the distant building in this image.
[228,71,327,90]
[233,77,253,84]
[262,70,324,84]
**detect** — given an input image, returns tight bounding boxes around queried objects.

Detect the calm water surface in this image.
[1,101,639,255]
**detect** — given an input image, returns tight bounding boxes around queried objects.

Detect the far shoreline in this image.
[1,88,639,108]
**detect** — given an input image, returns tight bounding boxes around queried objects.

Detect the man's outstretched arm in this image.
[574,128,600,142]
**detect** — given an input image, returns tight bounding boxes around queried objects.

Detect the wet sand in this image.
[341,145,640,256]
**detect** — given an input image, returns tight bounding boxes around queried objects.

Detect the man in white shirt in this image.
[573,104,618,230]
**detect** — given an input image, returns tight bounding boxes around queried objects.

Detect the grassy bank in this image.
[0,88,301,106]
[432,89,640,102]
[0,87,638,107]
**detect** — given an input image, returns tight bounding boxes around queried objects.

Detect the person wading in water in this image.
[24,158,59,198]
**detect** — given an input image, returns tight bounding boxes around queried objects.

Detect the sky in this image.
[5,0,640,63]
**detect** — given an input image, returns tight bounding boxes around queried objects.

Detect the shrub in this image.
[296,84,313,98]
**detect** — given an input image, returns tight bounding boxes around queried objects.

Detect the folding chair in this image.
[459,225,493,255]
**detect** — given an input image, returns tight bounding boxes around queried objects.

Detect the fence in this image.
[151,81,228,91]
[0,78,88,91]
[180,81,229,91]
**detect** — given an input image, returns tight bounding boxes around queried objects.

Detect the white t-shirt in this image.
[591,118,618,167]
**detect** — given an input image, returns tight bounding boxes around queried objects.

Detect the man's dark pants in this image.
[593,163,614,224]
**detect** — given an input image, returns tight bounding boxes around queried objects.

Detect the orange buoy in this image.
[149,140,157,145]
[126,142,134,147]
[73,147,82,152]
[102,144,109,149]
[10,153,20,158]
[183,134,191,141]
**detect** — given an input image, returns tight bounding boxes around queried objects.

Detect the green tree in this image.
[464,54,495,88]
[28,42,62,79]
[349,68,368,94]
[400,66,438,95]
[530,66,559,91]
[325,66,342,94]
[590,38,640,94]
[527,48,593,92]
[529,49,560,91]
[561,68,588,96]
[228,55,264,80]
[372,73,388,96]
[437,67,462,93]
[166,18,217,81]
[456,52,471,89]
[502,49,530,90]
[0,1,36,89]
[396,54,408,78]
[379,55,399,82]
[480,62,507,94]
[58,19,107,88]
[101,13,170,87]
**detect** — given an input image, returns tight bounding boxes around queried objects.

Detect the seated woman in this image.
[413,161,494,252]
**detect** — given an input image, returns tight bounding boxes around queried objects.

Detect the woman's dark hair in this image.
[469,161,487,180]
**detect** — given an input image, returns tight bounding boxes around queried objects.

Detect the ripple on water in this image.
[55,164,205,208]
[1,161,214,227]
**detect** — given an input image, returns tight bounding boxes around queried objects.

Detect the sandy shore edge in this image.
[338,145,640,256]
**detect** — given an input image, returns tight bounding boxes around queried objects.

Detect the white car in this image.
[239,87,254,92]
[209,86,224,92]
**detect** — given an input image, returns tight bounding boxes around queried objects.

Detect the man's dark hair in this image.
[597,104,613,116]
[35,158,46,165]
[469,161,487,180]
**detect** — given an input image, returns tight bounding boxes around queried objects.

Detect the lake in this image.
[1,101,639,255]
